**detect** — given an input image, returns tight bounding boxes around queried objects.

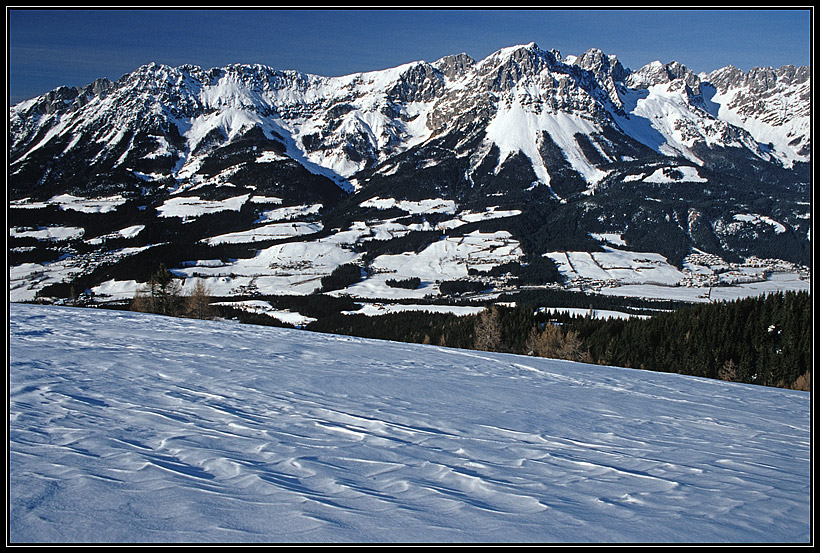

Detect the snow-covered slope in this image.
[702,64,810,168]
[9,304,811,543]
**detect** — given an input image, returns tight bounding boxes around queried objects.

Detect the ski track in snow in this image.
[8,304,810,543]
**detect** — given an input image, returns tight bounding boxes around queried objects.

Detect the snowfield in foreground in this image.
[8,304,810,543]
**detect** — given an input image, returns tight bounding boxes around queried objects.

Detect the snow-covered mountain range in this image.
[8,43,811,306]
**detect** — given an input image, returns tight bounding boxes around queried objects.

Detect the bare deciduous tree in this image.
[131,264,183,316]
[526,324,587,362]
[474,306,502,352]
[186,278,213,320]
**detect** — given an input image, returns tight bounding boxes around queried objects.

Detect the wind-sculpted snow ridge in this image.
[9,304,810,543]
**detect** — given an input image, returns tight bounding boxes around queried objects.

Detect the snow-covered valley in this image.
[8,303,811,543]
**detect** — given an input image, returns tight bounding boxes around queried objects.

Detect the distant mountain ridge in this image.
[8,43,811,304]
[9,43,810,196]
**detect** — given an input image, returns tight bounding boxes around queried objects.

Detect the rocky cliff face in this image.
[702,64,810,160]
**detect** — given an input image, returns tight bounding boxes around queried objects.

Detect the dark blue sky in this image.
[8,8,812,105]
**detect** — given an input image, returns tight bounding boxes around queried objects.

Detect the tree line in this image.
[122,263,810,391]
[307,291,811,391]
[567,290,811,390]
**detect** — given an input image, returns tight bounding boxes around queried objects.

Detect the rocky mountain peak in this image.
[386,61,446,103]
[433,52,476,80]
[476,42,559,92]
[573,48,628,82]
[627,60,701,94]
[701,64,745,91]
[704,63,810,100]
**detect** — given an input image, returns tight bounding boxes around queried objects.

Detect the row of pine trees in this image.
[567,290,811,390]
[129,264,810,391]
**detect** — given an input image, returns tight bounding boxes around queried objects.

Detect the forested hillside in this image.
[568,291,811,389]
[306,291,811,390]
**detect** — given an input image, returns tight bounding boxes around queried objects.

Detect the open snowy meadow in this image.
[8,303,811,543]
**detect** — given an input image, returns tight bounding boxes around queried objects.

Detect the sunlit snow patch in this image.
[203,222,323,245]
[10,226,85,242]
[547,247,685,287]
[157,194,250,220]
